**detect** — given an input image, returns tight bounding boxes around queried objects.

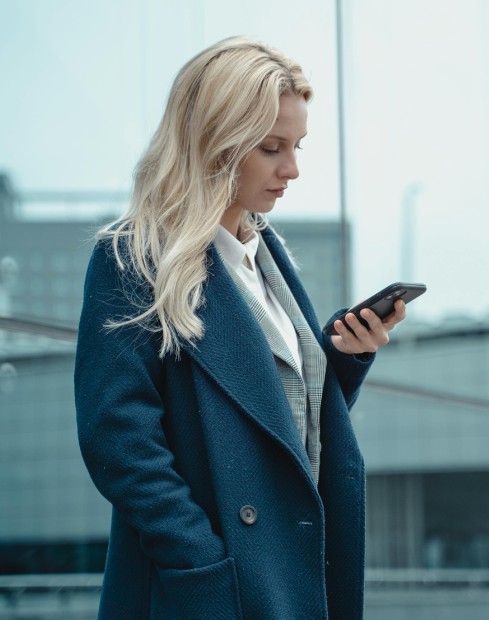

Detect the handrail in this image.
[364,379,489,411]
[0,573,102,594]
[1,315,489,410]
[0,317,77,342]
[366,568,489,587]
[1,569,488,594]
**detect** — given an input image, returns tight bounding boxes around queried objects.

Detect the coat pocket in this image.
[158,557,243,620]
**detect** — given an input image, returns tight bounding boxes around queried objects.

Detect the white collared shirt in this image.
[214,225,303,374]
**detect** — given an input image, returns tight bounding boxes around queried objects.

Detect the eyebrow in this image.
[266,132,308,142]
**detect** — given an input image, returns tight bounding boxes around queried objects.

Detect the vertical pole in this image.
[401,183,422,282]
[335,0,350,307]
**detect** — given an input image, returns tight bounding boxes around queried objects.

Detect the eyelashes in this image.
[260,144,303,155]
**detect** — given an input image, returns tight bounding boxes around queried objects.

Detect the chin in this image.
[255,202,277,215]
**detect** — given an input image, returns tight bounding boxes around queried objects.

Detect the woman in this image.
[75,36,405,620]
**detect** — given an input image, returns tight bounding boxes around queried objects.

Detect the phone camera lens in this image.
[387,289,407,300]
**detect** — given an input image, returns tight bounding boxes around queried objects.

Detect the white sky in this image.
[1,0,488,322]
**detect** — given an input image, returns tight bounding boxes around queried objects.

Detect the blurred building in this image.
[355,322,489,570]
[0,181,114,326]
[0,180,346,327]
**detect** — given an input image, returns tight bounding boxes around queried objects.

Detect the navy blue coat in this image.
[75,227,373,619]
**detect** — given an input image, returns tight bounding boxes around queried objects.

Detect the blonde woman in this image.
[75,36,405,620]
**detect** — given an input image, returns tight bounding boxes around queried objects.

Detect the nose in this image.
[279,151,300,181]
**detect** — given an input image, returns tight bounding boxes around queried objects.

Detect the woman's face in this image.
[221,95,308,236]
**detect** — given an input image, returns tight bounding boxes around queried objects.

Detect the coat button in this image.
[239,505,257,525]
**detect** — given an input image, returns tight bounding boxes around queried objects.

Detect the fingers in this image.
[378,299,407,330]
[333,313,381,354]
[393,298,407,322]
[358,310,390,346]
[330,299,407,355]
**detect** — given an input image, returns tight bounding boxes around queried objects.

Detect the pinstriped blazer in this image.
[219,232,327,482]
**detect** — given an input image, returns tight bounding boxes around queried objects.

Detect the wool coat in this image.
[74,226,374,620]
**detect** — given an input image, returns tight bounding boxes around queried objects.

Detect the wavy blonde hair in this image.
[102,35,313,357]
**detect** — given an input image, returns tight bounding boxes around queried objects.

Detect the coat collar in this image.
[260,226,324,347]
[180,227,323,484]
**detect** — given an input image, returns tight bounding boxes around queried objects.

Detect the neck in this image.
[220,206,243,238]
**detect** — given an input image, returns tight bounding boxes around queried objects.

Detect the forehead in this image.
[269,95,308,138]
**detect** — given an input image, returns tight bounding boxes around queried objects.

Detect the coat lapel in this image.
[180,240,314,482]
[256,235,327,482]
[260,226,325,348]
[220,258,303,378]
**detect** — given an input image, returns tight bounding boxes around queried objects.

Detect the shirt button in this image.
[239,505,258,525]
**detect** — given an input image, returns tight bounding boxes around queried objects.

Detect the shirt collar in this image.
[214,225,259,271]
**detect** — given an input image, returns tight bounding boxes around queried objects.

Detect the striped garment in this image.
[219,232,327,483]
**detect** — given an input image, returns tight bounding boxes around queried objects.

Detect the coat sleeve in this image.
[74,239,243,617]
[322,309,375,410]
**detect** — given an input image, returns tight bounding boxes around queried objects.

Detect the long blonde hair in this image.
[102,36,313,357]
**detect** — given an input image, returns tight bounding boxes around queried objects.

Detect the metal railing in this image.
[1,569,488,618]
[0,574,102,620]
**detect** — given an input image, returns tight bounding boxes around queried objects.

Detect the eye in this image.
[295,143,303,151]
[261,147,279,155]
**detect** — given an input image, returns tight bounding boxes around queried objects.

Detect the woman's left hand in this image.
[331,299,406,355]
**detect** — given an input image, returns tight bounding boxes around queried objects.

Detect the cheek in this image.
[239,165,262,194]
[247,159,273,187]
[237,152,273,197]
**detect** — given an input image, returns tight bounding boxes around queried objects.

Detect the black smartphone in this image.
[323,282,427,336]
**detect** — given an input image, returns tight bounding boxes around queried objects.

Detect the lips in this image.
[268,187,287,198]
